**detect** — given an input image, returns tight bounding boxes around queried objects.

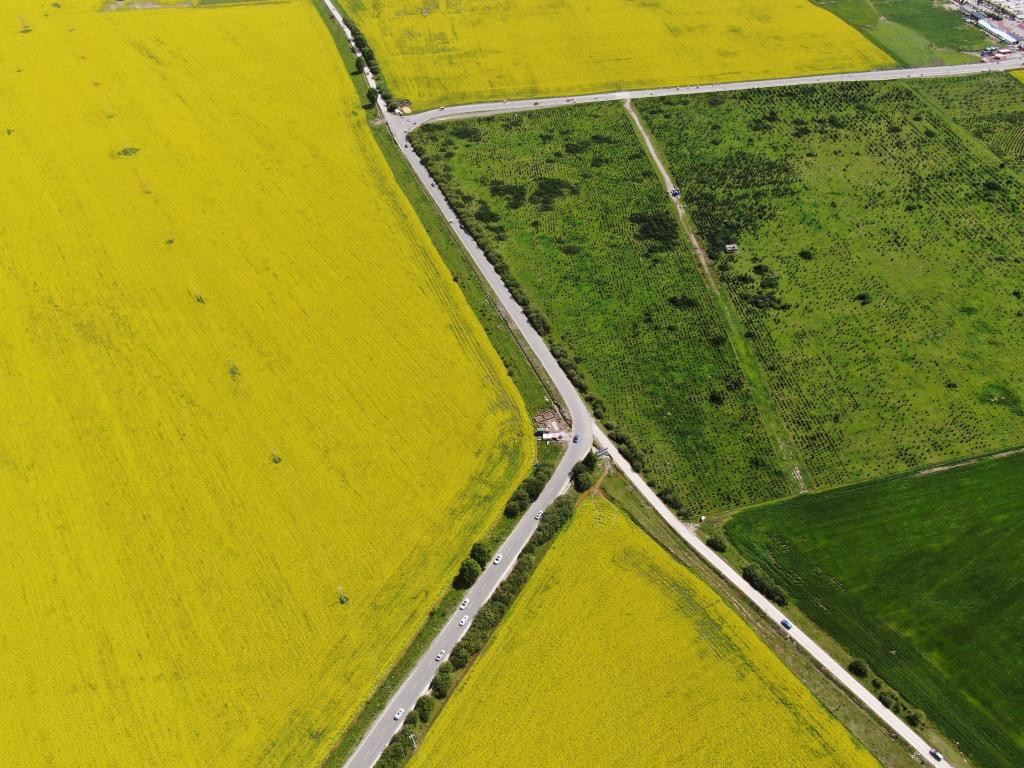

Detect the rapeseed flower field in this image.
[0,1,530,765]
[347,0,893,109]
[409,497,879,767]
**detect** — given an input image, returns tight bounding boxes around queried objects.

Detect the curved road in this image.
[317,1,1003,763]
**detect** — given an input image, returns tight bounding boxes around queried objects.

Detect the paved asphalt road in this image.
[319,1,982,762]
[395,58,1023,132]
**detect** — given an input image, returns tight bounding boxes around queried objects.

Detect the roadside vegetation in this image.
[411,103,791,516]
[0,2,532,766]
[378,494,579,767]
[344,0,890,109]
[407,496,881,767]
[725,450,1024,768]
[638,73,1024,490]
[813,0,989,65]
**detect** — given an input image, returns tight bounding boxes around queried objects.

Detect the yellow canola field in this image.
[1013,70,1024,84]
[0,1,531,766]
[348,0,893,109]
[411,497,880,768]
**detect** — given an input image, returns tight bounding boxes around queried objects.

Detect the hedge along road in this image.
[316,1,1005,763]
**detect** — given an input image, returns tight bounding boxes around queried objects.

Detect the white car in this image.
[435,650,446,662]
[393,708,405,721]
[459,615,469,626]
[534,510,543,520]
[459,598,470,610]
[493,554,503,565]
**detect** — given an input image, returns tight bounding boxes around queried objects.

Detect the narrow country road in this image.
[394,57,1022,132]
[622,97,808,492]
[316,1,1005,763]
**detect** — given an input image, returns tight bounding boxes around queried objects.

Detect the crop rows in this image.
[912,74,1024,172]
[413,104,790,514]
[638,74,1024,488]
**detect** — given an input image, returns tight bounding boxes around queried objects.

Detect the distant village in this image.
[959,0,1024,47]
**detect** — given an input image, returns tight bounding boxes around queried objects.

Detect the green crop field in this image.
[411,104,791,516]
[638,73,1024,490]
[725,451,1024,768]
[813,0,988,65]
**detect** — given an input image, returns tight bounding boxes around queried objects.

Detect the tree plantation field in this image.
[911,74,1024,174]
[411,104,792,516]
[725,452,1024,768]
[638,74,1024,490]
[0,2,531,766]
[409,496,880,768]
[345,0,892,110]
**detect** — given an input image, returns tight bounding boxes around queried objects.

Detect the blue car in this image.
[780,619,793,630]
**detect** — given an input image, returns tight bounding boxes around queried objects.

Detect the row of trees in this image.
[380,497,578,767]
[413,137,663,503]
[342,16,398,111]
[453,456,556,590]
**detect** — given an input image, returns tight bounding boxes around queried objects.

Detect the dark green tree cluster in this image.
[504,457,556,518]
[705,536,727,553]
[741,564,787,606]
[571,452,599,492]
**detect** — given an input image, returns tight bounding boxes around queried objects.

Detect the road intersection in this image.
[316,0,1017,762]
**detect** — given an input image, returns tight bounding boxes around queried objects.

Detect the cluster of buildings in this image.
[960,0,1024,46]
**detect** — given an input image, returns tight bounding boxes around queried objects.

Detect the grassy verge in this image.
[600,471,923,768]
